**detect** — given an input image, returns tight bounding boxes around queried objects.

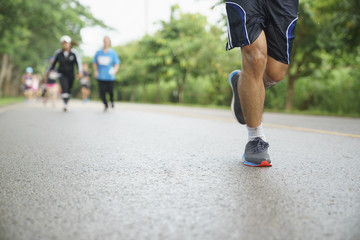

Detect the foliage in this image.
[114,6,241,105]
[0,1,359,116]
[0,0,106,96]
[0,97,23,107]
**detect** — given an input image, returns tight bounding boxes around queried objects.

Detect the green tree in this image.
[285,1,322,110]
[113,5,241,106]
[0,0,107,97]
[158,5,207,103]
[115,41,145,102]
[138,34,168,103]
[287,0,360,113]
[195,25,241,105]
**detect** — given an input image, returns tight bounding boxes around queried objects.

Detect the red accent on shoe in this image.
[244,161,272,167]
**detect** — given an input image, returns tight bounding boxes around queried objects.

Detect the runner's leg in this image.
[238,31,267,128]
[263,56,288,88]
[59,76,70,105]
[98,80,108,108]
[108,81,114,107]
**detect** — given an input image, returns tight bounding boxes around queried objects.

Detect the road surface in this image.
[0,101,359,240]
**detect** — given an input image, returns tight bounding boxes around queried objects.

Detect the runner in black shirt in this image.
[47,35,83,112]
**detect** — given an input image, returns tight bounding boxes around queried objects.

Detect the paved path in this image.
[0,101,359,240]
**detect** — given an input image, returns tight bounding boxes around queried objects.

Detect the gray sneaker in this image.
[242,137,272,167]
[228,70,245,125]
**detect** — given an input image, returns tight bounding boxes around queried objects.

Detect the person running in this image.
[80,63,91,103]
[44,56,60,107]
[22,67,33,101]
[31,74,41,100]
[92,36,120,111]
[47,35,83,112]
[225,0,298,167]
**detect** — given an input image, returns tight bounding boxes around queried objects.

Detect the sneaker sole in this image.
[244,160,272,167]
[228,70,245,125]
[242,154,272,167]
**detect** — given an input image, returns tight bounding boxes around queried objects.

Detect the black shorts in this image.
[47,79,57,84]
[225,0,299,64]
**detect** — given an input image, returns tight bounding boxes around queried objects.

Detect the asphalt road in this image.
[0,100,359,240]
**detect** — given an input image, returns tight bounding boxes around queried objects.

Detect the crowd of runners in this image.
[22,35,120,112]
[20,0,299,168]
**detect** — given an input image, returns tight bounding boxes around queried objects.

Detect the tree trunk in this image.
[286,72,296,110]
[3,63,14,96]
[178,84,184,104]
[130,84,136,102]
[178,70,186,103]
[12,69,23,96]
[156,77,161,103]
[0,54,10,97]
[121,88,127,101]
[141,83,147,102]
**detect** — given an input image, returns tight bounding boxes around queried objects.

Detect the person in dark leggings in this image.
[47,35,83,112]
[92,36,120,111]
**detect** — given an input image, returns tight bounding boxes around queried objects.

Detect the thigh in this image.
[98,80,105,92]
[265,56,289,82]
[53,85,58,95]
[107,81,114,92]
[241,31,268,76]
[68,76,75,90]
[48,85,57,96]
[103,81,111,92]
[59,76,69,92]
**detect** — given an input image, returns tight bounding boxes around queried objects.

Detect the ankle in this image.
[247,123,266,142]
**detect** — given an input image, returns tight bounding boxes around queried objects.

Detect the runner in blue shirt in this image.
[92,36,120,111]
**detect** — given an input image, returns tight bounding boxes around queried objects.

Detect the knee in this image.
[263,65,288,88]
[243,47,267,70]
[265,69,286,82]
[266,67,287,82]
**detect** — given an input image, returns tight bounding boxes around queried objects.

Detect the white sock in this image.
[247,123,266,142]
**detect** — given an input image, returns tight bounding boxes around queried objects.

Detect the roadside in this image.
[1,99,359,136]
[1,95,359,119]
[0,97,23,107]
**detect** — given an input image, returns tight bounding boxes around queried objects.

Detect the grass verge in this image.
[264,108,360,118]
[0,97,23,107]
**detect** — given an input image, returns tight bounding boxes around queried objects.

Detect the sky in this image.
[78,0,225,56]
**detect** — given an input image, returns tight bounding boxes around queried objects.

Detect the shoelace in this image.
[251,138,269,153]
